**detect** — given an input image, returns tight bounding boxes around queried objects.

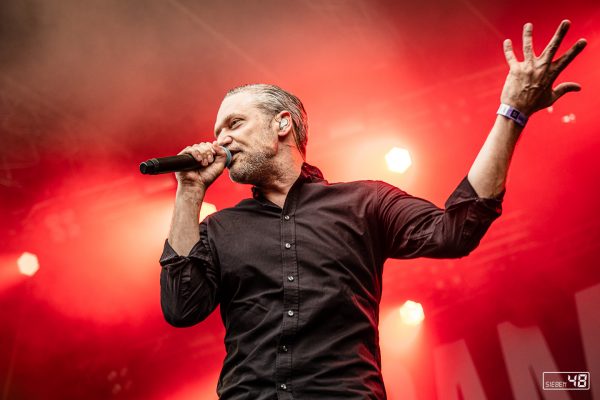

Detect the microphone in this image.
[139,146,232,175]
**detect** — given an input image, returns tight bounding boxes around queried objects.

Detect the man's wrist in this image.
[497,103,528,127]
[176,184,207,202]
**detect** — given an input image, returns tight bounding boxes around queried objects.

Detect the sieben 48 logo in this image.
[543,372,590,390]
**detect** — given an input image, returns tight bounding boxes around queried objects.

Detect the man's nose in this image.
[217,135,233,147]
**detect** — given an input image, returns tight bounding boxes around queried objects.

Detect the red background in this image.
[1,0,599,399]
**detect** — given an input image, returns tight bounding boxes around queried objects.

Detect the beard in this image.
[227,127,278,186]
[228,149,276,185]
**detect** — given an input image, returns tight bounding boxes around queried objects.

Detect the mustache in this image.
[223,146,242,154]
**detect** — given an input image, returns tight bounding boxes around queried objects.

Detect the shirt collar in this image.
[299,162,325,182]
[251,162,325,202]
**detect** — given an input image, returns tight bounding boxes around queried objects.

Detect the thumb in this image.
[552,82,582,103]
[212,142,230,164]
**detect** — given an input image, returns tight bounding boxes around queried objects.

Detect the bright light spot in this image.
[547,106,554,114]
[561,113,576,124]
[17,252,39,277]
[380,302,423,354]
[385,147,412,173]
[399,300,424,326]
[200,202,217,221]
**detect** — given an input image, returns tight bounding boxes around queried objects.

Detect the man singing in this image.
[159,21,586,399]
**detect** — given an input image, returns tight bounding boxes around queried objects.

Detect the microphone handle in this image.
[139,154,197,175]
[140,147,232,175]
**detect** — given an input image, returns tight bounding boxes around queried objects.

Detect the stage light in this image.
[17,252,39,277]
[399,300,424,326]
[385,147,412,173]
[200,202,217,221]
[380,301,424,355]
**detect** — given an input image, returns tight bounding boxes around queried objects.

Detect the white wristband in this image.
[497,104,528,127]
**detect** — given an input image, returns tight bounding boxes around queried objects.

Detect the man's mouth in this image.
[227,149,241,166]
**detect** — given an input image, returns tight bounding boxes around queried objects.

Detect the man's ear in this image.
[275,111,292,138]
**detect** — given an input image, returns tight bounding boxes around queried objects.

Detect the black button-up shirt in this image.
[160,163,503,399]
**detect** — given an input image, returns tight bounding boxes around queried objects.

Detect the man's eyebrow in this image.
[214,113,243,137]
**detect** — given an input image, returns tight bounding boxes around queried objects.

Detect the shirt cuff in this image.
[159,238,210,267]
[444,176,504,216]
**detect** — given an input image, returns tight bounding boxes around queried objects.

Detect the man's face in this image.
[214,91,278,185]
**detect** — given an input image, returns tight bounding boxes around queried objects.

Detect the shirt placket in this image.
[276,187,300,400]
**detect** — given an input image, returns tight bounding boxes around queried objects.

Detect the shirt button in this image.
[280,383,287,390]
[285,243,291,249]
[287,310,294,317]
[281,345,288,352]
[284,215,290,220]
[287,275,294,282]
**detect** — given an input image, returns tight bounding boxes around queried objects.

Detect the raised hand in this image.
[500,20,587,116]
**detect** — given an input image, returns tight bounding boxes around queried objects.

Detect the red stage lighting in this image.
[380,300,425,356]
[385,147,412,173]
[399,300,425,326]
[17,252,39,277]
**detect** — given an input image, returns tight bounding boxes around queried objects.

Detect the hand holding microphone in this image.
[140,139,232,190]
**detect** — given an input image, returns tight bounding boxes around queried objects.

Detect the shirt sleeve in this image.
[377,176,504,259]
[159,220,220,327]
